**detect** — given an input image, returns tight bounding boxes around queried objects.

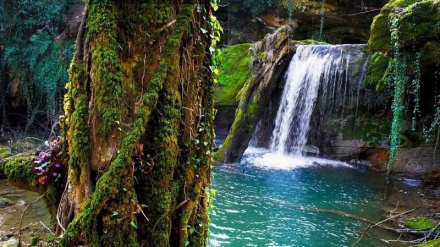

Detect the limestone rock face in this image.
[218,0,386,45]
[365,0,440,175]
[393,147,440,175]
[359,146,440,176]
[214,25,295,163]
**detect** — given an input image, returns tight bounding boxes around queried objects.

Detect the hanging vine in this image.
[387,12,408,174]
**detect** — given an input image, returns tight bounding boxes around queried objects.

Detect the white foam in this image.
[243,149,352,170]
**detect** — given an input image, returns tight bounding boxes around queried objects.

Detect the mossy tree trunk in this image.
[58,1,214,246]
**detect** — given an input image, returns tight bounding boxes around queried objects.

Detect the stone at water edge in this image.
[0,198,12,208]
[0,238,18,247]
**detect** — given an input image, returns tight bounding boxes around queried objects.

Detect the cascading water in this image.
[268,44,368,156]
[246,44,369,169]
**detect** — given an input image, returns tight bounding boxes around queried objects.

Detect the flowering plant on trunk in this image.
[32,137,63,185]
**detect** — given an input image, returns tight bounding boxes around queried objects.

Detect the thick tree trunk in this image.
[58,1,214,246]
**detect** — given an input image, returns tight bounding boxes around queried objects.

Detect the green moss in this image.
[420,41,440,67]
[365,52,392,90]
[0,145,8,159]
[92,45,123,138]
[214,43,253,106]
[383,0,420,9]
[10,140,35,154]
[369,0,440,53]
[419,238,440,247]
[396,0,440,47]
[246,94,259,123]
[368,14,392,52]
[292,39,327,45]
[31,236,40,246]
[61,4,198,247]
[4,155,35,185]
[0,197,11,206]
[68,95,90,184]
[404,216,436,230]
[258,51,268,60]
[214,91,259,162]
[86,0,118,42]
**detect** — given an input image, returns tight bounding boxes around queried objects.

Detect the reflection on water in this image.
[0,180,52,243]
[209,150,419,247]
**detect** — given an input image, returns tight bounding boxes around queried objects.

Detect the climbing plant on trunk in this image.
[57,1,215,246]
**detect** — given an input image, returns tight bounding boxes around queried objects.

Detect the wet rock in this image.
[393,146,440,175]
[331,139,372,160]
[359,146,440,175]
[214,25,296,163]
[0,238,18,247]
[0,198,11,208]
[358,148,389,171]
[218,0,385,45]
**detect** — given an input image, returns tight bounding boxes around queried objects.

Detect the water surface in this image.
[209,150,417,246]
[0,180,51,243]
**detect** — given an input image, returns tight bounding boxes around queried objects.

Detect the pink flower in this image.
[55,163,60,168]
[53,172,58,177]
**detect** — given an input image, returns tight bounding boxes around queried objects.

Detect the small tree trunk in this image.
[58,1,214,246]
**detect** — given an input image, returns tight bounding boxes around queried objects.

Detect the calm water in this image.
[209,149,417,247]
[0,180,51,243]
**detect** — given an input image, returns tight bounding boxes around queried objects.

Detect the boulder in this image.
[0,197,12,208]
[0,238,18,247]
[214,25,295,163]
[393,147,440,175]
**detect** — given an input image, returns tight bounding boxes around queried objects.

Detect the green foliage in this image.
[4,155,35,185]
[233,0,336,16]
[384,0,421,9]
[291,39,327,45]
[419,238,440,247]
[365,52,392,91]
[403,216,436,230]
[215,43,253,106]
[0,0,76,127]
[0,145,8,159]
[387,14,408,173]
[368,0,440,172]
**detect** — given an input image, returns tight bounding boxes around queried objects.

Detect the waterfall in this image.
[269,45,368,156]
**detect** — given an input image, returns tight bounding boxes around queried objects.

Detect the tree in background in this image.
[56,1,217,246]
[0,0,79,131]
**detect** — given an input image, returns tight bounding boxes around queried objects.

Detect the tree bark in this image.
[58,1,214,246]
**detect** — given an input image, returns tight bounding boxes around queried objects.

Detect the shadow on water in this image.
[209,150,421,247]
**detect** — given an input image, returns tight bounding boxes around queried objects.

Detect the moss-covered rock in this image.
[0,197,12,208]
[404,216,436,230]
[368,0,440,83]
[291,39,327,45]
[419,238,440,247]
[367,0,440,174]
[368,0,420,52]
[0,145,8,178]
[215,43,253,106]
[365,52,392,90]
[214,25,295,163]
[0,145,8,159]
[3,155,37,190]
